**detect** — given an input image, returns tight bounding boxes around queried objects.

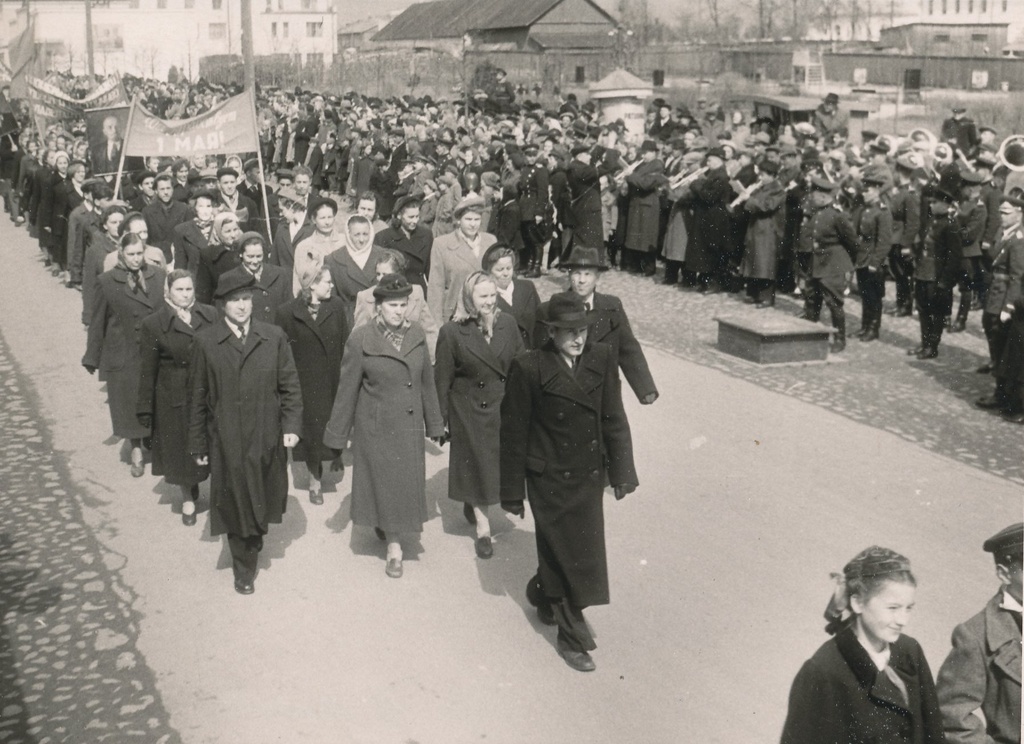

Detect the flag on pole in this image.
[8,18,36,98]
[124,89,260,157]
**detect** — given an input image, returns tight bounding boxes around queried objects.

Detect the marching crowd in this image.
[0,75,1020,728]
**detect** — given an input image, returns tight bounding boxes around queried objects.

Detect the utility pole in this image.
[240,0,255,90]
[84,0,95,77]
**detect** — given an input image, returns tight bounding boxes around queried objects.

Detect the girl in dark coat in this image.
[275,261,349,505]
[83,233,166,478]
[434,271,524,559]
[324,273,445,580]
[136,270,217,526]
[482,243,539,350]
[780,546,946,744]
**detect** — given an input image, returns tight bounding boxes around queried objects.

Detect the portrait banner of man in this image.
[85,104,142,176]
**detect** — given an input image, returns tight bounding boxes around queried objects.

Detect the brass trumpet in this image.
[729,180,763,208]
[613,160,642,185]
[669,166,708,191]
[997,134,1024,172]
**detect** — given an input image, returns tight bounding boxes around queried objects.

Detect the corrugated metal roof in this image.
[373,0,602,41]
[529,31,615,49]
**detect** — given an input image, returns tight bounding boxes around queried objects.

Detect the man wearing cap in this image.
[951,169,989,333]
[976,151,1005,310]
[142,173,191,265]
[649,100,676,142]
[737,161,786,308]
[128,170,157,213]
[188,273,303,595]
[808,174,858,352]
[217,167,260,234]
[854,171,893,341]
[936,522,1022,744]
[500,292,637,673]
[687,146,734,293]
[813,93,841,140]
[622,139,667,276]
[888,153,923,317]
[941,107,979,157]
[975,198,1024,418]
[911,187,963,359]
[517,143,550,278]
[489,69,516,115]
[66,178,106,289]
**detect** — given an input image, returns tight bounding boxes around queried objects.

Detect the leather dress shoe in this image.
[975,395,1003,410]
[1001,411,1024,424]
[475,535,493,559]
[463,503,477,525]
[906,346,924,356]
[385,558,403,578]
[182,510,197,527]
[309,489,323,505]
[558,647,596,672]
[916,347,939,360]
[374,527,386,541]
[234,579,254,595]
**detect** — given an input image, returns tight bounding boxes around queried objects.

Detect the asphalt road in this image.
[0,220,1019,744]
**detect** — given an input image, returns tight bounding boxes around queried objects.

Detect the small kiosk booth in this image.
[588,69,653,140]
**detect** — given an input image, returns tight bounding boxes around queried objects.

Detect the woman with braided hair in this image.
[780,546,945,744]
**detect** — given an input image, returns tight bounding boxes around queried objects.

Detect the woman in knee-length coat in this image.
[434,271,524,559]
[83,233,165,478]
[136,269,217,525]
[324,273,445,579]
[275,262,350,505]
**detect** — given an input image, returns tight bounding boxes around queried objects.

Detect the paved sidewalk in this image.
[0,329,180,744]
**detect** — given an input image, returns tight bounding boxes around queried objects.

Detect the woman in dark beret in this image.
[780,546,945,744]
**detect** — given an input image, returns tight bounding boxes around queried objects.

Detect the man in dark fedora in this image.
[188,272,303,595]
[500,292,638,673]
[936,522,1022,744]
[534,244,658,406]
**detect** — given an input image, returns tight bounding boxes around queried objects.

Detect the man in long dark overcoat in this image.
[500,293,638,673]
[188,273,303,595]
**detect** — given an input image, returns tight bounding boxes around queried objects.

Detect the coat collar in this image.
[329,245,381,289]
[455,315,514,374]
[213,318,271,361]
[360,320,426,361]
[985,593,1023,683]
[159,301,218,334]
[110,265,159,309]
[537,341,603,411]
[834,627,914,713]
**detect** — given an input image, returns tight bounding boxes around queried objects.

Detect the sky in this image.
[334,0,677,25]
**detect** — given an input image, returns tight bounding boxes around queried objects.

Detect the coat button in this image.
[591,469,599,478]
[499,376,506,383]
[478,381,485,388]
[407,408,414,414]
[556,412,565,420]
[406,382,412,388]
[563,471,571,479]
[480,402,488,408]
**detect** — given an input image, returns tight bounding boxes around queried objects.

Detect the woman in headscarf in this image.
[37,150,70,275]
[194,211,242,304]
[434,271,524,559]
[275,258,350,506]
[172,190,219,276]
[324,273,444,579]
[780,546,945,744]
[293,196,344,295]
[83,232,166,477]
[482,242,539,349]
[324,212,385,329]
[136,270,218,524]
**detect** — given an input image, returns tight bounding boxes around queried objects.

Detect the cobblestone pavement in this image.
[0,330,180,744]
[535,263,1024,485]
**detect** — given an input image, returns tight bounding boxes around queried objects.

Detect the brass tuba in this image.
[997,134,1024,172]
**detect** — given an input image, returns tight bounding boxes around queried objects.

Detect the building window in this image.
[128,0,139,7]
[300,0,314,8]
[184,0,194,7]
[271,22,277,36]
[971,32,988,40]
[306,52,324,67]
[981,0,987,9]
[968,0,973,10]
[928,0,934,11]
[212,0,222,7]
[209,22,226,38]
[278,0,284,9]
[575,66,585,83]
[306,21,322,37]
[156,0,166,7]
[282,21,289,37]
[941,0,947,11]
[955,0,960,10]
[934,32,951,41]
[1002,0,1007,10]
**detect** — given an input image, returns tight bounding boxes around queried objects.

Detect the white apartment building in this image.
[1,0,337,80]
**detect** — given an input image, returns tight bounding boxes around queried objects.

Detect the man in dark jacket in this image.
[500,292,637,673]
[188,273,302,595]
[517,144,549,277]
[143,174,192,263]
[936,522,1022,744]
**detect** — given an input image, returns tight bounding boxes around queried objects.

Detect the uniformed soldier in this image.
[911,188,963,360]
[975,198,1024,416]
[888,154,923,317]
[936,522,1022,744]
[854,171,892,342]
[518,143,550,278]
[808,175,858,353]
[952,169,989,333]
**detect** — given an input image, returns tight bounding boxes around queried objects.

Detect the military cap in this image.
[982,523,1023,557]
[979,125,997,135]
[998,197,1024,213]
[372,273,413,301]
[275,168,294,182]
[810,174,837,192]
[960,168,987,185]
[862,171,887,187]
[523,144,540,155]
[868,140,890,155]
[214,272,256,300]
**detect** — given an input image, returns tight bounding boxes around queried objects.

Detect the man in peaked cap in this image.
[500,290,637,674]
[189,271,303,596]
[936,522,1022,744]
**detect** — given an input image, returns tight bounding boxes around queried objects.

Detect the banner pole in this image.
[249,86,273,243]
[113,93,138,200]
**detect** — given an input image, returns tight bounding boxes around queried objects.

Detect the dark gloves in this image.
[613,484,637,501]
[137,414,152,429]
[501,500,525,519]
[83,364,97,375]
